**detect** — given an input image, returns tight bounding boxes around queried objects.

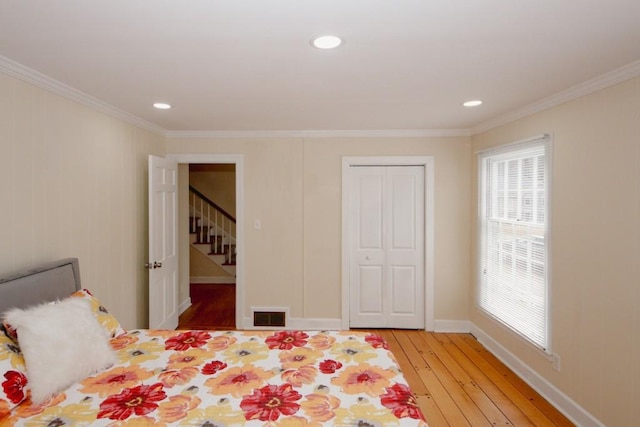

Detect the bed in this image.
[1,258,427,426]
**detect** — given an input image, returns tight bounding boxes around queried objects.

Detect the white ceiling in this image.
[1,0,639,134]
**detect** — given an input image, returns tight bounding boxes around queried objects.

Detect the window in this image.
[477,135,551,351]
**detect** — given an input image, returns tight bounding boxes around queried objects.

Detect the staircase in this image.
[189,186,236,278]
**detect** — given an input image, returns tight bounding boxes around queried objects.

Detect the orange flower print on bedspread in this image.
[0,399,9,419]
[281,365,318,387]
[240,383,302,422]
[307,333,336,350]
[97,383,166,421]
[331,363,395,397]
[158,367,199,388]
[205,366,272,397]
[117,340,164,365]
[167,348,214,370]
[79,366,154,397]
[206,334,237,352]
[300,392,341,423]
[157,394,201,423]
[223,340,269,364]
[109,333,139,351]
[279,347,323,369]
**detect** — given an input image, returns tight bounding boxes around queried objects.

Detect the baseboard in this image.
[433,319,472,333]
[470,323,604,427]
[190,276,236,284]
[178,297,191,315]
[288,318,342,330]
[239,317,470,332]
[242,316,342,331]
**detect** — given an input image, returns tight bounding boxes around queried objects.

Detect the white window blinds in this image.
[478,136,551,351]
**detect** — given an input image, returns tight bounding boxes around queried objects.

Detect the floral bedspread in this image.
[6,329,427,426]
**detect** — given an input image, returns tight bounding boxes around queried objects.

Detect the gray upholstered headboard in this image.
[0,258,81,314]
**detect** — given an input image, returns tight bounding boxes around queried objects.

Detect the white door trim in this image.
[167,154,245,329]
[342,156,434,331]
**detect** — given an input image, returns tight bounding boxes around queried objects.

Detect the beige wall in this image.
[189,246,232,277]
[0,73,165,329]
[471,77,640,426]
[190,165,236,217]
[167,136,471,322]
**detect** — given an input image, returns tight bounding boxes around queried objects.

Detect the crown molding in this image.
[5,53,638,140]
[472,59,640,135]
[0,54,166,136]
[0,56,468,140]
[166,128,471,139]
[0,58,470,139]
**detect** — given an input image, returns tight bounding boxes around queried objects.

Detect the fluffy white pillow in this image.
[4,297,117,404]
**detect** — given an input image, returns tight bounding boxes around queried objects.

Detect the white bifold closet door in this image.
[349,165,425,329]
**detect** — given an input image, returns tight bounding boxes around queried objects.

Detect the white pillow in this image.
[4,297,117,404]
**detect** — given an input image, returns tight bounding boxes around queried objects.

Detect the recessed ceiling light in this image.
[312,35,342,49]
[463,100,483,107]
[153,102,172,109]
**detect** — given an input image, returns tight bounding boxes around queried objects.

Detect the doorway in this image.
[342,156,434,331]
[167,154,245,329]
[184,163,236,329]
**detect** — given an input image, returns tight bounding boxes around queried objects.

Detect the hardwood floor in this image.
[373,329,574,426]
[178,287,574,426]
[178,283,235,330]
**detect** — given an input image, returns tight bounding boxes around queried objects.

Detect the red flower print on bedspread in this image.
[2,370,27,404]
[164,330,211,351]
[365,333,390,349]
[265,330,309,350]
[240,383,302,421]
[319,359,343,374]
[201,360,227,375]
[380,383,425,420]
[97,383,166,420]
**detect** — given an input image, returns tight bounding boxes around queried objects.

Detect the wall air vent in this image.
[253,311,286,327]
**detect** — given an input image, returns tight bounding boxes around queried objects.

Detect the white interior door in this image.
[148,155,179,329]
[349,165,425,328]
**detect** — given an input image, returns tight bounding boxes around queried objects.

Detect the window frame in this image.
[476,134,553,353]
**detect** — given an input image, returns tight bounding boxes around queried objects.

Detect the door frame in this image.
[167,153,245,329]
[341,156,434,331]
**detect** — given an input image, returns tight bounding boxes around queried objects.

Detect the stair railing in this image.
[189,186,236,264]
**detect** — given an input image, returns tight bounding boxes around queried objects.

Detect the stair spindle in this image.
[206,204,210,243]
[199,198,204,243]
[191,192,196,233]
[221,216,225,251]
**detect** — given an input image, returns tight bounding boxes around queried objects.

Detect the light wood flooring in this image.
[178,285,574,426]
[371,329,574,426]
